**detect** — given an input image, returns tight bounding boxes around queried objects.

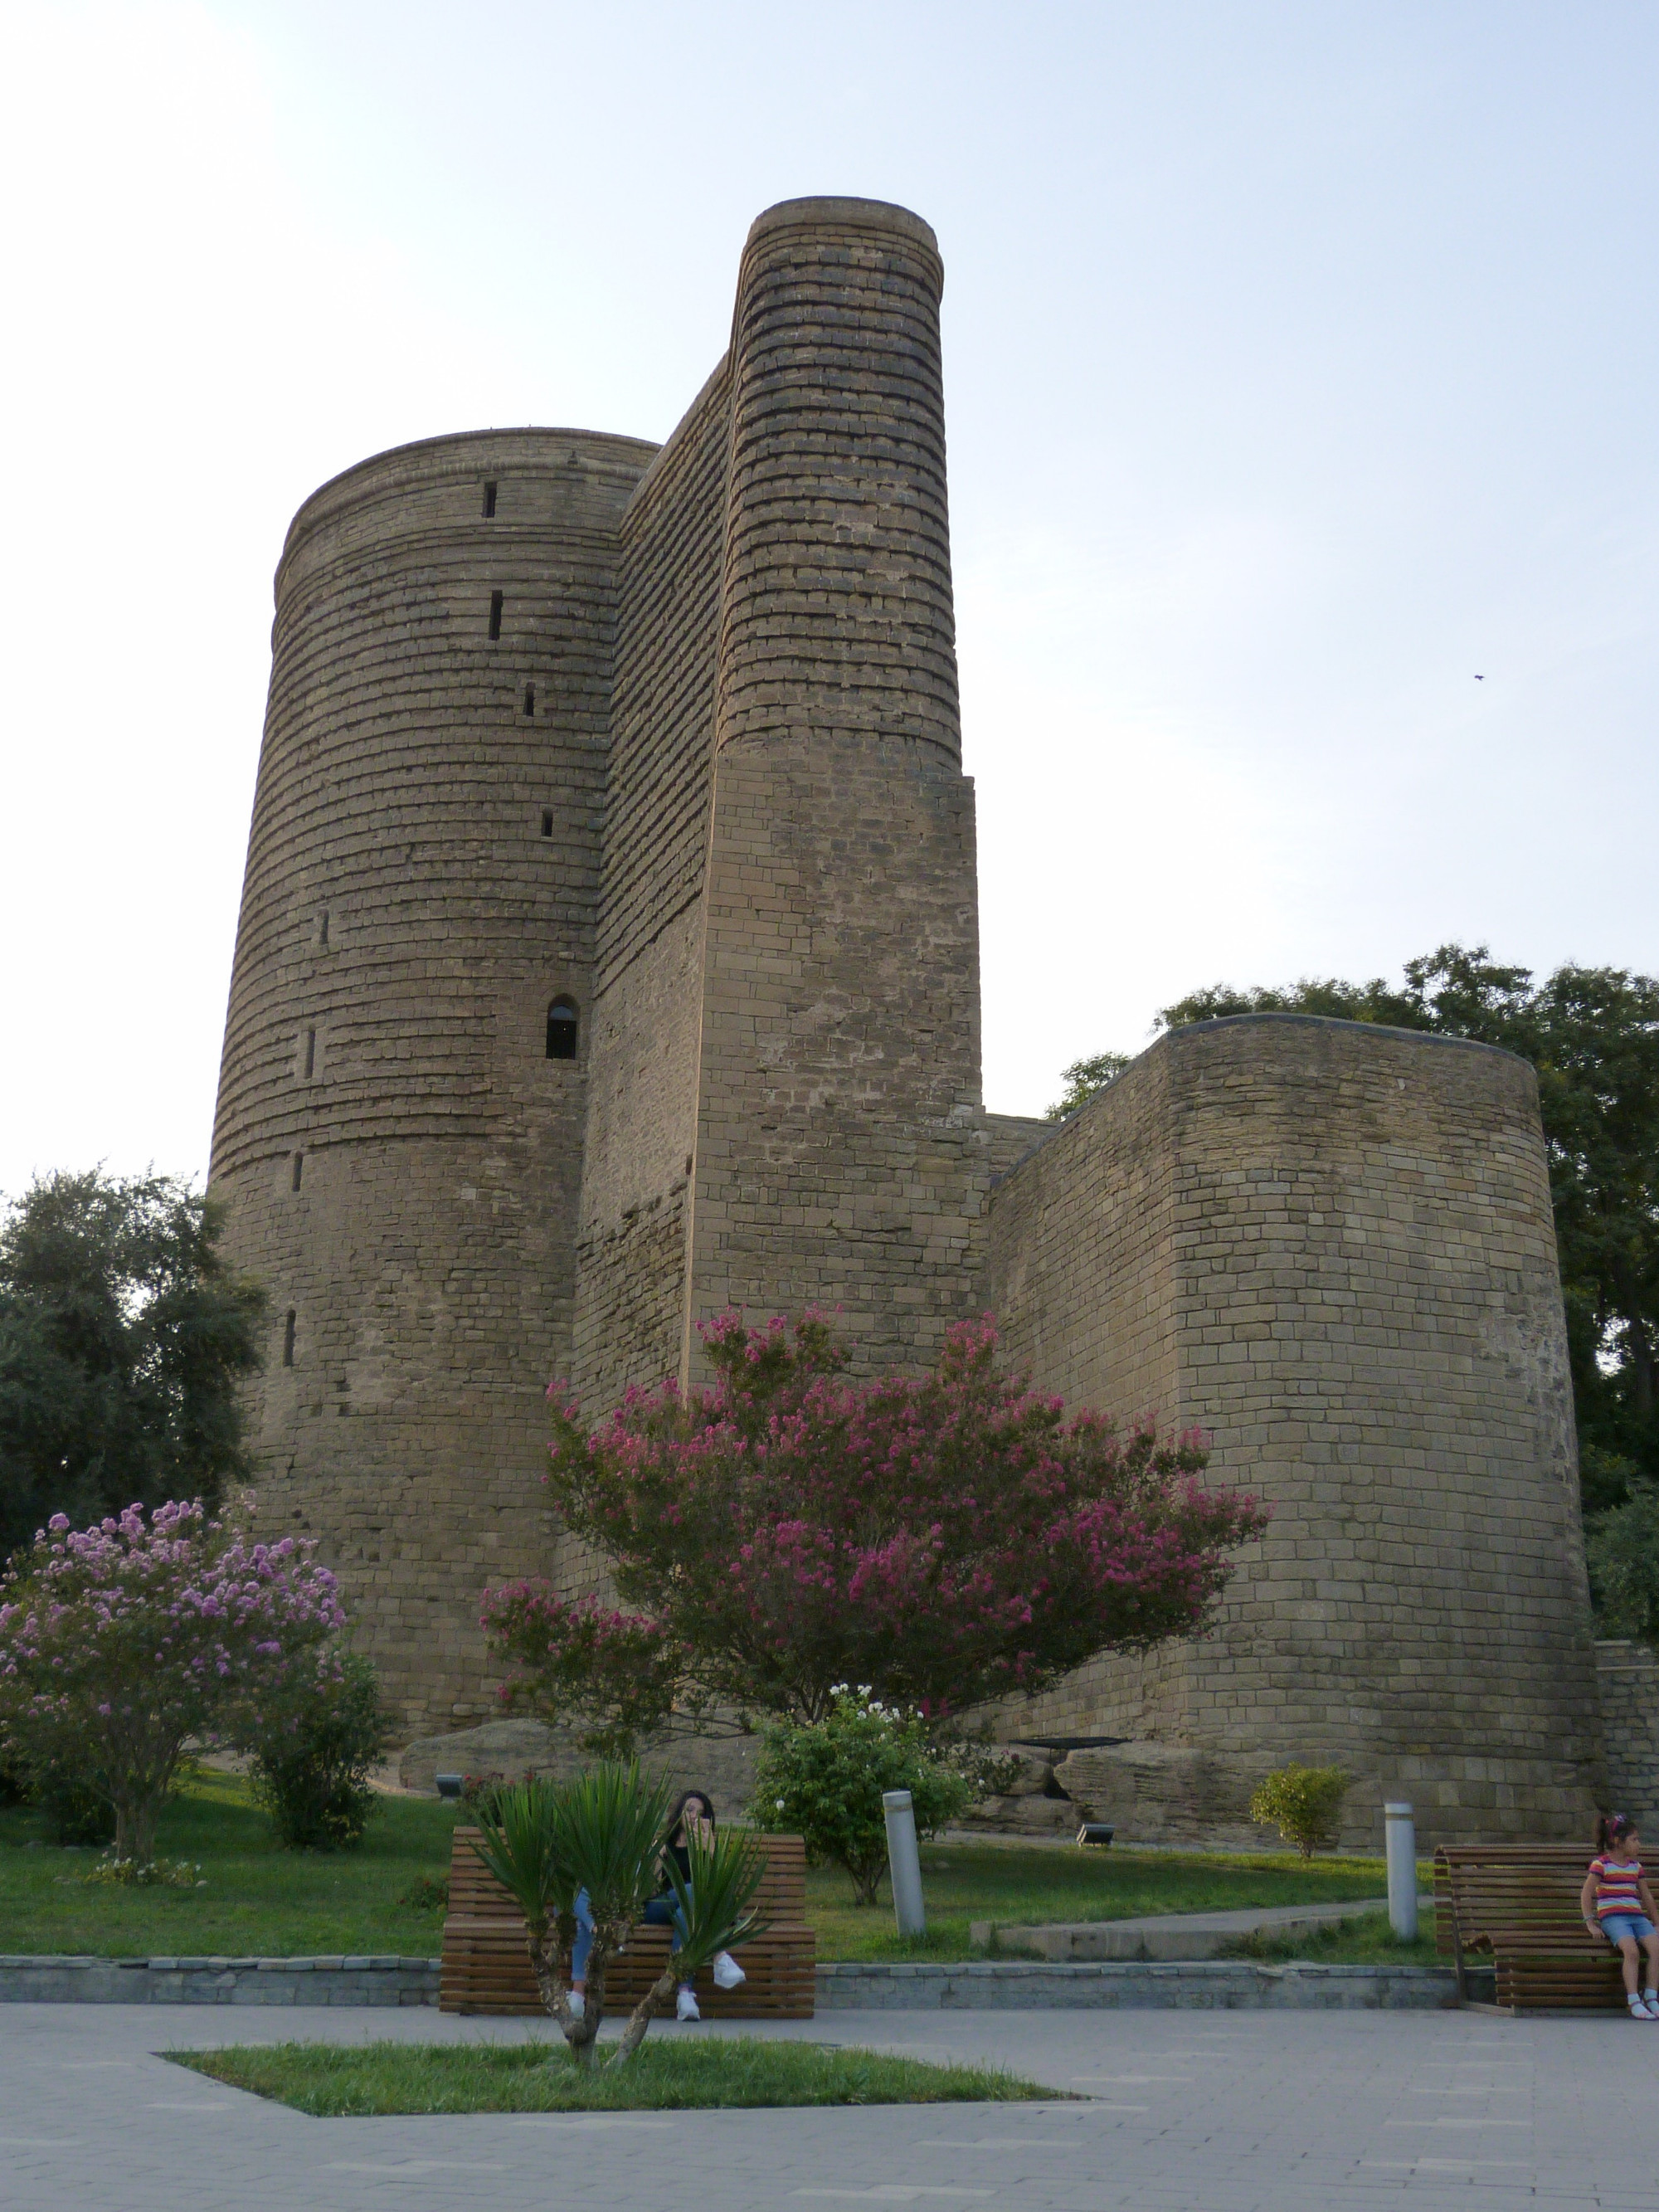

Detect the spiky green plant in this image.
[615,1823,770,2060]
[466,1762,768,2067]
[464,1776,588,2046]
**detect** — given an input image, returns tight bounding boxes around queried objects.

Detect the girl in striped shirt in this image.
[1581,1813,1659,2019]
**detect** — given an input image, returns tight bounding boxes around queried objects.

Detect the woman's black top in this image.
[654,1839,691,1900]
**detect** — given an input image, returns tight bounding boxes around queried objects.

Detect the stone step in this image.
[971,1895,1435,1961]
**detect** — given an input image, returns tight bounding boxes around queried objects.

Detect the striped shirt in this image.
[1590,1856,1645,1917]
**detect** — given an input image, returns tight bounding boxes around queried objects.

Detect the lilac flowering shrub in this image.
[0,1499,343,1861]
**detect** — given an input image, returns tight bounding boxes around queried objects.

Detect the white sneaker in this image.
[712,1950,747,1990]
[566,1990,585,2020]
[676,1986,701,2022]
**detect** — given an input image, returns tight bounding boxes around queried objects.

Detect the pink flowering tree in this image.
[0,1500,343,1861]
[483,1312,1269,1746]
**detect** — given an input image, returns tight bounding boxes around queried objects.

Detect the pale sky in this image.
[2,0,1656,1197]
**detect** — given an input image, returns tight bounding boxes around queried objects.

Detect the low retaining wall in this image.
[0,1955,1457,2010]
[0,1956,440,2005]
[816,1961,1458,2010]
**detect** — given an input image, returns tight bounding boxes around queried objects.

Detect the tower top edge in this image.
[285,425,660,530]
[745,196,940,259]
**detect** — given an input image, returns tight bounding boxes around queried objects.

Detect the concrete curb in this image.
[0,1956,440,2006]
[0,1954,1460,2011]
[815,1961,1460,2010]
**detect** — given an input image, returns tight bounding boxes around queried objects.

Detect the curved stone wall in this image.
[715,197,959,761]
[984,1013,1603,1846]
[209,427,654,1732]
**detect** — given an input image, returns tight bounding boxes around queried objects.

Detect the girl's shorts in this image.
[1600,1913,1656,1944]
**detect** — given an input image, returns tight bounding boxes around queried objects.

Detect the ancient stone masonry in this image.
[212,197,1607,1839]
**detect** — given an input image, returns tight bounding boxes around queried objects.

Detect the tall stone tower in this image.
[208,426,656,1720]
[211,201,990,1728]
[212,196,1604,1843]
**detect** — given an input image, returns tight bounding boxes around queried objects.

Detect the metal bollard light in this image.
[883,1788,927,1937]
[1384,1801,1418,1941]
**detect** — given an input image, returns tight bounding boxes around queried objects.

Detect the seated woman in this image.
[569,1787,747,2023]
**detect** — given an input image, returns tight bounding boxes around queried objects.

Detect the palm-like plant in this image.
[465,1762,770,2066]
[465,1776,589,2043]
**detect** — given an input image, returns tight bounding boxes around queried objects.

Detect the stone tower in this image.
[211,196,1605,1841]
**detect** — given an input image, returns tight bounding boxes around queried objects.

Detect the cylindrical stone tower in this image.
[209,427,655,1732]
[686,197,988,1370]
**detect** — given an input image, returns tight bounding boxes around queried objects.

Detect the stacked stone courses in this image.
[212,197,1607,1835]
[985,1016,1601,1844]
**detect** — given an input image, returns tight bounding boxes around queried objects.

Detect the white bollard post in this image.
[883,1789,927,1937]
[1384,1801,1418,1941]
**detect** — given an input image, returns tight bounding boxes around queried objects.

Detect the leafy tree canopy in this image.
[0,1170,265,1565]
[1056,944,1659,1502]
[483,1310,1267,1746]
[1045,1050,1131,1122]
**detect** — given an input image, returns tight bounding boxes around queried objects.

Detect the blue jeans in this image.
[1601,1912,1657,1946]
[571,1889,689,1984]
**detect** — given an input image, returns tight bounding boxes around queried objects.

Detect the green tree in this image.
[0,1171,265,1565]
[1045,1050,1131,1122]
[1125,945,1659,1499]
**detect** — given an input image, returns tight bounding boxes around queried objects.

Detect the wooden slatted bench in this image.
[1435,1842,1626,2013]
[440,1826,815,2020]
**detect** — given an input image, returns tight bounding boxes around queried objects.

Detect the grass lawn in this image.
[1,1771,1410,1963]
[1217,1909,1443,1969]
[0,1769,460,1957]
[171,2036,1057,2113]
[806,1841,1399,1964]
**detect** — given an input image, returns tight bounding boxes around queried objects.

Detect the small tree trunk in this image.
[850,1854,887,1908]
[528,1922,600,2066]
[611,1965,681,2064]
[114,1792,159,1865]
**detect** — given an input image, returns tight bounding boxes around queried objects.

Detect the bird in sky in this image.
[1473,673,1485,680]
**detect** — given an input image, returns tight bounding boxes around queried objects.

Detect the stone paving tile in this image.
[2,2004,1657,2211]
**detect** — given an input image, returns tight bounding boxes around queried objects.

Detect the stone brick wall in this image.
[209,429,654,1734]
[685,199,990,1375]
[572,363,732,1410]
[985,1014,1603,1847]
[1596,1641,1659,1827]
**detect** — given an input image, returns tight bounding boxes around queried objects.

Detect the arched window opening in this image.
[482,480,498,518]
[546,997,579,1061]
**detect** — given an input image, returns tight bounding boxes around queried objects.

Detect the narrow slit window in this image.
[541,809,555,837]
[482,480,498,518]
[291,1152,304,1192]
[283,1310,296,1367]
[303,1028,316,1079]
[488,590,504,641]
[523,682,536,717]
[318,909,329,948]
[546,997,579,1061]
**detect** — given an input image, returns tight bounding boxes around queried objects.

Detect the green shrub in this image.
[1248,1763,1350,1859]
[243,1651,388,1850]
[752,1688,974,1905]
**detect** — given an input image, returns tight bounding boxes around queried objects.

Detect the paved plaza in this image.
[2,2002,1657,2212]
